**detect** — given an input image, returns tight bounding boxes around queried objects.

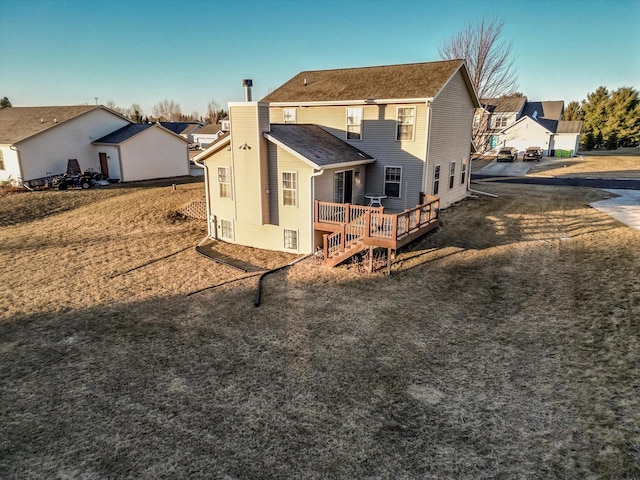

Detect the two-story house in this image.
[194,59,480,266]
[474,96,527,152]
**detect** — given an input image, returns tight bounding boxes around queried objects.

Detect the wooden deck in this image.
[314,196,440,267]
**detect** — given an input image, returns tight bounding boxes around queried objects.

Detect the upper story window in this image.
[384,166,402,198]
[493,115,508,128]
[282,171,297,206]
[346,108,362,140]
[283,108,296,123]
[217,167,232,198]
[396,107,416,141]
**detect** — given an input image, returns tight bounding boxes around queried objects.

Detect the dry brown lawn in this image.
[527,147,640,179]
[1,180,639,478]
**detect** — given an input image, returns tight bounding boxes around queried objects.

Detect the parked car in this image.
[496,147,518,162]
[523,146,543,162]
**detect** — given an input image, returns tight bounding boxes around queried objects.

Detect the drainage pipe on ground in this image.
[254,254,312,307]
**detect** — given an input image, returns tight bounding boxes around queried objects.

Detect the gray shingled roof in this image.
[261,59,470,103]
[521,101,564,122]
[481,96,527,114]
[159,122,202,135]
[93,123,153,143]
[195,123,223,135]
[265,124,374,168]
[0,105,101,144]
[556,120,583,134]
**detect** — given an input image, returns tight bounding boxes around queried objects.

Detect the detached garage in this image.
[93,123,190,182]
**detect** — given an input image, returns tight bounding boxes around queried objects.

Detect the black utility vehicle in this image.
[523,146,543,162]
[496,147,518,162]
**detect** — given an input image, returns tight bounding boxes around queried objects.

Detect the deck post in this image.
[416,204,421,227]
[392,214,398,241]
[365,211,371,241]
[345,203,350,223]
[340,224,345,252]
[323,234,329,263]
[314,200,319,223]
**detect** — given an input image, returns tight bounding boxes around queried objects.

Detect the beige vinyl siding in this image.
[427,70,475,207]
[269,104,427,211]
[203,146,235,231]
[228,104,270,226]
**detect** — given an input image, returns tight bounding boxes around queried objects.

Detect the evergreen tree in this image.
[0,96,11,108]
[595,131,604,148]
[583,132,596,150]
[563,101,583,121]
[581,86,609,136]
[605,132,618,150]
[606,87,640,146]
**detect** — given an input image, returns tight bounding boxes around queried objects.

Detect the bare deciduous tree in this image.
[439,17,518,153]
[439,17,518,100]
[206,100,227,125]
[152,99,182,122]
[127,103,144,123]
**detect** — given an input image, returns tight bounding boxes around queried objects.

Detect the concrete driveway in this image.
[590,189,640,232]
[475,157,556,176]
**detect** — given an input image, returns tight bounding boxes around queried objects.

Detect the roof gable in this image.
[264,124,374,169]
[261,59,468,104]
[501,116,554,135]
[0,105,122,144]
[93,123,189,145]
[556,120,583,134]
[521,101,564,122]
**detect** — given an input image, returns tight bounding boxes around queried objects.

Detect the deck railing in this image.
[318,195,440,264]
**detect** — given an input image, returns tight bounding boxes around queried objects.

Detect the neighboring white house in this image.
[475,96,527,152]
[0,105,192,185]
[498,101,582,156]
[0,105,130,184]
[92,123,190,182]
[192,123,226,148]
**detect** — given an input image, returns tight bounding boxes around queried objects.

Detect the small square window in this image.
[283,108,296,124]
[220,219,234,240]
[284,229,298,251]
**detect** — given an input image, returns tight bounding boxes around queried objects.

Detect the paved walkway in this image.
[590,189,640,232]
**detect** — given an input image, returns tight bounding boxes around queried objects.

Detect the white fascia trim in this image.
[228,101,270,108]
[268,98,431,107]
[321,158,376,169]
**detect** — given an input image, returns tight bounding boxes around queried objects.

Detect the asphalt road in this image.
[471,174,640,190]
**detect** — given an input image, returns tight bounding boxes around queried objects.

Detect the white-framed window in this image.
[396,106,416,141]
[0,150,4,170]
[283,229,298,251]
[449,161,456,189]
[493,115,508,128]
[384,166,402,198]
[282,171,297,206]
[283,108,296,123]
[461,159,467,185]
[217,166,232,198]
[433,165,441,195]
[219,219,234,240]
[346,107,362,140]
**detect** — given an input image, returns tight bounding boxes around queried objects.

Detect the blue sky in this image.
[2,0,639,117]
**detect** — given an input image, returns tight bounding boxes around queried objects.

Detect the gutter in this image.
[9,145,24,186]
[309,169,324,252]
[193,155,213,239]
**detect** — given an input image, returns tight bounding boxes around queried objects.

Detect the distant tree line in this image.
[105,99,228,124]
[563,86,640,150]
